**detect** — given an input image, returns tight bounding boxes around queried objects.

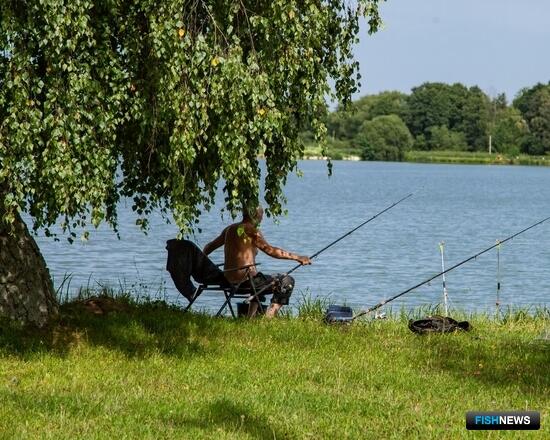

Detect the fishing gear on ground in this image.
[356,215,550,319]
[323,305,472,333]
[325,215,550,325]
[408,316,471,334]
[324,305,387,324]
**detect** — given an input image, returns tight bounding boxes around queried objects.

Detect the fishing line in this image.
[286,192,414,276]
[246,192,415,302]
[353,215,550,320]
[496,240,501,318]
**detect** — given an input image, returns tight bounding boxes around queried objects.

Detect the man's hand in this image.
[296,255,312,265]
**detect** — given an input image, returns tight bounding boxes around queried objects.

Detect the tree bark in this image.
[0,209,58,327]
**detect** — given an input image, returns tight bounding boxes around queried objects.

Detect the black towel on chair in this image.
[166,239,228,300]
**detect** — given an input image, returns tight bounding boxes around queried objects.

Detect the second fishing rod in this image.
[352,214,550,320]
[246,192,414,302]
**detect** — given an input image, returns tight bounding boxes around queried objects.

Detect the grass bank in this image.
[302,142,362,160]
[0,295,548,439]
[301,143,550,166]
[404,150,550,166]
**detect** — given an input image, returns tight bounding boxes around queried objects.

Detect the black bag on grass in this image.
[408,316,471,334]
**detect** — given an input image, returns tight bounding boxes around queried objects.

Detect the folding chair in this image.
[165,239,267,318]
[183,263,266,317]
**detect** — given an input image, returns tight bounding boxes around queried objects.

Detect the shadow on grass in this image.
[165,398,296,439]
[0,298,227,359]
[411,328,550,393]
[1,392,297,439]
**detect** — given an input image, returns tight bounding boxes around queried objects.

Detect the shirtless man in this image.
[203,206,311,317]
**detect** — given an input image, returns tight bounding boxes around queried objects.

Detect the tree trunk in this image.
[0,210,58,327]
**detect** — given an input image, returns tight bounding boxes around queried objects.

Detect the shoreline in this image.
[301,149,550,166]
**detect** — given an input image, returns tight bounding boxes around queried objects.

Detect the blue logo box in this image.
[466,411,540,430]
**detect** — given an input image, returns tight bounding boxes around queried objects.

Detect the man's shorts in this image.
[243,272,295,305]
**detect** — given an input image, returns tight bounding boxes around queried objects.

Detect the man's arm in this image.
[252,230,311,265]
[203,227,227,255]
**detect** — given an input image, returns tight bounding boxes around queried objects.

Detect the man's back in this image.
[223,222,259,283]
[202,206,311,316]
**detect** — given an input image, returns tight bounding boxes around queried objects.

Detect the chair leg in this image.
[183,300,194,313]
[216,290,237,318]
[183,286,203,313]
[226,294,236,318]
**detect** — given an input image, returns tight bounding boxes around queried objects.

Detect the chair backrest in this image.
[166,239,228,300]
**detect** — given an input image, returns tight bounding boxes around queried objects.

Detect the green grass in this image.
[301,143,550,166]
[0,295,548,439]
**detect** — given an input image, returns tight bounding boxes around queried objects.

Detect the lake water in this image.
[28,161,550,314]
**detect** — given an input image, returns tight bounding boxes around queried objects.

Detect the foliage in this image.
[1,0,126,240]
[455,85,490,150]
[405,82,489,151]
[356,114,412,161]
[0,297,549,438]
[423,125,468,151]
[365,90,409,120]
[325,90,408,140]
[513,83,550,155]
[302,80,550,162]
[405,82,461,138]
[492,107,529,155]
[0,0,385,237]
[325,107,367,141]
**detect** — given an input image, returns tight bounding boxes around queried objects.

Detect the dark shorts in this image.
[242,272,295,305]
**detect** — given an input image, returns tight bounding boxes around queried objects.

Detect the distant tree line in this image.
[303,81,550,161]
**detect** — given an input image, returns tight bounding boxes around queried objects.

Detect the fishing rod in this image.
[246,192,414,302]
[353,215,550,320]
[495,240,502,317]
[439,241,450,316]
[286,192,414,276]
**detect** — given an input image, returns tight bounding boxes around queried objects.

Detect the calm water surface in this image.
[29,161,550,313]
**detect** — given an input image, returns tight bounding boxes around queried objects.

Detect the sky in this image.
[354,0,550,101]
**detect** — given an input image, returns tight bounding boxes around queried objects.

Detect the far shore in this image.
[301,149,550,166]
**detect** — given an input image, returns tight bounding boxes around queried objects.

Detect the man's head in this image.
[243,205,264,224]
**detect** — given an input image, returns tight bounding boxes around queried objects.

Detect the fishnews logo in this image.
[466,411,540,430]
